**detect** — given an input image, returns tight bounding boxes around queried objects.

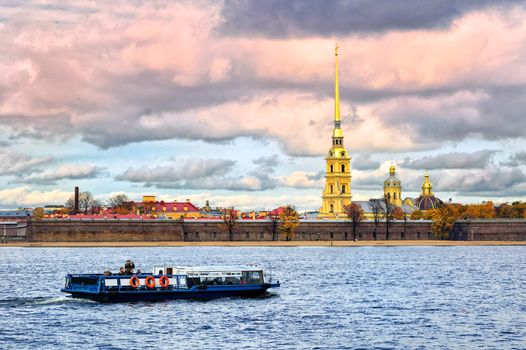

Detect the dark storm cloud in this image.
[220,0,524,37]
[378,86,526,146]
[402,150,498,170]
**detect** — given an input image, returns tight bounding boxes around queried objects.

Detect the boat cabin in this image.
[152,266,264,286]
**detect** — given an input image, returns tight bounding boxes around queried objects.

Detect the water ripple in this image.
[0,246,525,349]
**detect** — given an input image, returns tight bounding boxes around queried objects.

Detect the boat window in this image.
[243,271,263,284]
[166,268,173,275]
[223,276,239,284]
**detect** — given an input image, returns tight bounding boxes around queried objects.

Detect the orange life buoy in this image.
[145,275,156,289]
[159,275,170,288]
[129,275,140,289]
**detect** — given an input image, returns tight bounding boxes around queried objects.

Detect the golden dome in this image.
[389,164,396,175]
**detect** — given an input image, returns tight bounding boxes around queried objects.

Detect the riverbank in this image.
[3,240,526,247]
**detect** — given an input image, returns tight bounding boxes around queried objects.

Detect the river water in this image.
[0,246,524,349]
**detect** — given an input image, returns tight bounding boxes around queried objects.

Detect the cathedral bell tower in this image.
[383,164,402,207]
[319,44,352,219]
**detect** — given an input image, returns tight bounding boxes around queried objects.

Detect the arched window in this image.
[342,185,346,193]
[394,193,397,200]
[387,193,391,200]
[330,184,334,193]
[329,204,334,213]
[341,164,345,172]
[330,164,334,173]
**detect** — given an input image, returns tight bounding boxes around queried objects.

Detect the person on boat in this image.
[124,260,135,274]
[118,267,125,275]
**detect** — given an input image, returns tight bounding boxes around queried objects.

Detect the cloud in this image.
[501,151,526,167]
[402,150,498,170]
[220,0,524,36]
[0,186,71,207]
[352,153,381,170]
[277,171,324,189]
[115,157,280,191]
[183,192,321,211]
[0,149,53,175]
[0,3,525,157]
[437,167,526,194]
[116,158,236,183]
[15,164,106,185]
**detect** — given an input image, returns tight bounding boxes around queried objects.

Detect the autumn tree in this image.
[268,212,280,241]
[108,194,132,214]
[381,196,395,240]
[369,199,382,240]
[33,207,44,220]
[462,202,495,219]
[431,204,462,239]
[344,203,364,241]
[220,207,238,241]
[65,191,99,214]
[278,205,300,241]
[392,206,405,220]
[410,209,423,220]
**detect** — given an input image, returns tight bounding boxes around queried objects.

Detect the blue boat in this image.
[61,265,280,302]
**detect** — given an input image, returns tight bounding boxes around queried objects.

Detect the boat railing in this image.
[65,274,189,293]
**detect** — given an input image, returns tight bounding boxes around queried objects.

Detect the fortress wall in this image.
[27,220,184,242]
[26,219,526,242]
[451,220,526,241]
[27,220,435,242]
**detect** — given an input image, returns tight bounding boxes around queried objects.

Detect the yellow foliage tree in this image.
[431,204,462,239]
[33,207,44,220]
[278,205,300,241]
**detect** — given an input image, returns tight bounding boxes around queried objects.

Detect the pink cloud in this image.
[0,2,525,154]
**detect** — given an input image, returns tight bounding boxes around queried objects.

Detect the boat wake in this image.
[0,296,96,307]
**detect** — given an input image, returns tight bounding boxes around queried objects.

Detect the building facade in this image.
[319,45,352,219]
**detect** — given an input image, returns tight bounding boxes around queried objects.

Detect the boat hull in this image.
[62,284,278,303]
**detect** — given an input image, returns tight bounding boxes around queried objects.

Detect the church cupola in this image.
[422,172,433,196]
[383,163,402,206]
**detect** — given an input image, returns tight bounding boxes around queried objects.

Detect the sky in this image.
[1,0,526,211]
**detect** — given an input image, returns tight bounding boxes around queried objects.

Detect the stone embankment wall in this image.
[26,219,526,242]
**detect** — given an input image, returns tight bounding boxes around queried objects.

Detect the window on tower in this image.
[394,193,397,200]
[329,204,334,213]
[342,185,346,193]
[330,184,334,193]
[341,164,345,172]
[330,164,334,173]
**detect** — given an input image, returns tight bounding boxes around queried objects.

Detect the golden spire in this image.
[389,162,395,175]
[422,171,433,196]
[334,43,340,123]
[332,43,343,140]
